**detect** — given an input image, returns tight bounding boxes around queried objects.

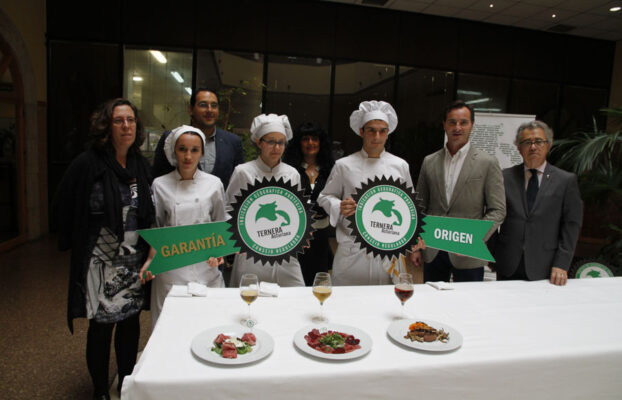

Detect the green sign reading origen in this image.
[138,222,240,275]
[420,215,495,262]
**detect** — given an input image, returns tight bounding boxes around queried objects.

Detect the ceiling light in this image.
[610,6,621,12]
[465,98,491,105]
[457,90,482,96]
[132,76,143,82]
[171,71,184,83]
[489,4,494,8]
[552,14,556,18]
[149,50,167,64]
[185,87,192,95]
[474,107,502,112]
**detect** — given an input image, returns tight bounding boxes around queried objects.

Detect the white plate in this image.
[191,325,274,365]
[387,319,462,352]
[293,324,372,360]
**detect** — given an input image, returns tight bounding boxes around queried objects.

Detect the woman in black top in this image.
[284,123,335,286]
[53,98,155,400]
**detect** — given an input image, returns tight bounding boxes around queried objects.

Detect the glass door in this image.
[0,42,26,250]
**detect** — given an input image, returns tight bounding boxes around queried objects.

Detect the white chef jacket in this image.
[226,157,305,287]
[150,169,228,328]
[317,149,414,285]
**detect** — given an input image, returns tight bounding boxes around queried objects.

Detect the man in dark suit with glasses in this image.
[493,120,583,286]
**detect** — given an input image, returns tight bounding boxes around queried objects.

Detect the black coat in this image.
[295,165,333,286]
[53,150,153,332]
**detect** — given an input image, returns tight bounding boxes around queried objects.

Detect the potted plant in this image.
[551,107,622,277]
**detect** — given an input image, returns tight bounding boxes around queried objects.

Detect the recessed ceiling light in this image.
[552,14,557,18]
[610,6,621,12]
[132,76,143,82]
[149,50,167,64]
[465,98,491,105]
[171,71,184,83]
[489,4,494,8]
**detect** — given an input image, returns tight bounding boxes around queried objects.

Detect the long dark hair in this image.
[283,122,335,175]
[88,98,145,154]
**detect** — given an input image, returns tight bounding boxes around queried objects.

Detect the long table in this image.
[122,278,622,400]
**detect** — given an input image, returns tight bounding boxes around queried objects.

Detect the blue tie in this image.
[526,169,539,211]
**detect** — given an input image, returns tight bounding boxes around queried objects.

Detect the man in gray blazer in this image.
[493,121,582,286]
[414,100,506,282]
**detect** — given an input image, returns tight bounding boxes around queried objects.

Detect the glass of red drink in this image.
[394,272,414,319]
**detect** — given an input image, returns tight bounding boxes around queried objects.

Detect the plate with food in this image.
[387,319,462,352]
[293,324,372,360]
[191,325,274,365]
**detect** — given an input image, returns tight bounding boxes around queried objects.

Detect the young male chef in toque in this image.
[318,101,424,286]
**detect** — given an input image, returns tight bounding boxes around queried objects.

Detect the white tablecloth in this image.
[123,278,622,400]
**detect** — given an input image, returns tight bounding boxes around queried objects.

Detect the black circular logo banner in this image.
[346,176,422,261]
[228,177,316,266]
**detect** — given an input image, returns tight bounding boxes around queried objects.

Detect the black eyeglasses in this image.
[260,138,287,147]
[112,117,136,126]
[519,139,548,148]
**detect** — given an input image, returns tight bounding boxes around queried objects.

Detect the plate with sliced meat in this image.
[191,325,274,365]
[387,319,462,352]
[293,324,372,360]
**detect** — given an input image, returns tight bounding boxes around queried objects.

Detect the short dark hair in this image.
[190,87,219,107]
[444,100,474,123]
[88,98,145,154]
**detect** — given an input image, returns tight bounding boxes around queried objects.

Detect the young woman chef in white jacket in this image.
[141,125,227,328]
[226,114,305,287]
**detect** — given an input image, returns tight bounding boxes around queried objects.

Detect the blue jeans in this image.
[423,251,484,282]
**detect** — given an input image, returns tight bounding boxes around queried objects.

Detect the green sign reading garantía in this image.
[138,178,314,274]
[138,222,239,275]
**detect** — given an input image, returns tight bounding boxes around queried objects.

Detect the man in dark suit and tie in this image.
[494,120,583,286]
[152,88,244,187]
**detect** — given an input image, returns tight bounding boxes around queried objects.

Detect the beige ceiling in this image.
[325,0,622,41]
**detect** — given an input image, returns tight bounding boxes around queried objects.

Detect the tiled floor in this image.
[0,236,152,399]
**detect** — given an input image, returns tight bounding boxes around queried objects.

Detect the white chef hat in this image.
[349,100,398,136]
[164,125,206,166]
[250,113,293,142]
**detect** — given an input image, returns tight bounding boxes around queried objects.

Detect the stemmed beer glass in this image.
[240,274,259,328]
[312,272,332,323]
[394,272,414,319]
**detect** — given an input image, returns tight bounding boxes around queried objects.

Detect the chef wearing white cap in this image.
[317,101,423,285]
[143,125,229,328]
[226,114,305,287]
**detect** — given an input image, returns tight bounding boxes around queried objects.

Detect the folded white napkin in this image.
[187,282,208,297]
[427,281,454,290]
[259,281,279,297]
[168,285,193,297]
